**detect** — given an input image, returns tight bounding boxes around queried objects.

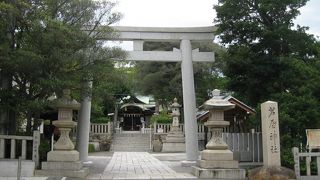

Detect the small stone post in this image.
[37,89,88,178]
[162,98,185,152]
[192,89,245,179]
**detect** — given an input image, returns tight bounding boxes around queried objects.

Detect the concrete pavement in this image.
[0,152,197,180]
[86,152,196,180]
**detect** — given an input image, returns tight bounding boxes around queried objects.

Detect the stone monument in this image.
[248,101,295,180]
[192,89,245,179]
[261,101,281,166]
[162,98,186,152]
[36,89,88,178]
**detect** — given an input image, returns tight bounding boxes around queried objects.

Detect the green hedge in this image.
[91,116,110,123]
[88,144,95,153]
[151,111,172,124]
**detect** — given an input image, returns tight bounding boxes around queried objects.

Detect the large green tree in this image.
[0,0,123,134]
[214,0,320,167]
[215,0,318,105]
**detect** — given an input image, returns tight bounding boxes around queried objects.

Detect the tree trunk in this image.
[26,111,32,135]
[33,112,41,132]
[0,72,16,134]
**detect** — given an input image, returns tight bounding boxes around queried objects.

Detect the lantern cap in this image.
[203,89,235,110]
[51,89,80,110]
[170,97,181,108]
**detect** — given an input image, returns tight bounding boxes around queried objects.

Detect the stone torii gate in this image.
[77,26,216,163]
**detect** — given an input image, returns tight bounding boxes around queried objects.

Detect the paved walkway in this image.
[87,152,196,179]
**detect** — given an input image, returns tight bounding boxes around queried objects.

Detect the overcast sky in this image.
[111,0,320,37]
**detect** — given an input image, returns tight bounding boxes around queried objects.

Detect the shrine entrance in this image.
[119,103,153,131]
[122,114,141,131]
[76,26,216,162]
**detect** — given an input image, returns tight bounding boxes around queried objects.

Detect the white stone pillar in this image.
[76,81,92,162]
[180,39,198,161]
[261,101,281,167]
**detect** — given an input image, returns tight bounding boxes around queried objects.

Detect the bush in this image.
[151,111,172,124]
[88,144,95,153]
[39,137,50,162]
[91,116,110,123]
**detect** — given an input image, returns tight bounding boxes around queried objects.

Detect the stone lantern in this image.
[170,98,182,131]
[48,89,79,159]
[38,89,88,178]
[162,98,185,152]
[192,89,245,179]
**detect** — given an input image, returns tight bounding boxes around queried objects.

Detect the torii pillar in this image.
[180,39,198,162]
[77,26,216,163]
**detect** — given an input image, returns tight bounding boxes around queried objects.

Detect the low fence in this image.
[90,122,112,134]
[85,122,263,163]
[223,132,262,162]
[0,131,40,167]
[73,122,112,135]
[154,123,185,133]
[293,147,320,180]
[141,128,152,134]
[154,123,230,134]
[154,123,263,163]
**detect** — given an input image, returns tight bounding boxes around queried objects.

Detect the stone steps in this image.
[111,148,150,152]
[111,133,151,152]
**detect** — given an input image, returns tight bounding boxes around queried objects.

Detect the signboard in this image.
[306,129,320,151]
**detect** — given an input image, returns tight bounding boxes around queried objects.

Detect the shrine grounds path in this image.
[84,151,197,180]
[0,151,197,180]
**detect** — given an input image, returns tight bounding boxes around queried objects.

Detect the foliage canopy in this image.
[0,0,125,134]
[215,0,320,167]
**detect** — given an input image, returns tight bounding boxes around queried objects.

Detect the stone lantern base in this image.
[192,149,246,179]
[36,163,88,178]
[199,149,239,168]
[162,131,185,152]
[36,150,89,178]
[192,166,246,179]
[47,150,80,162]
